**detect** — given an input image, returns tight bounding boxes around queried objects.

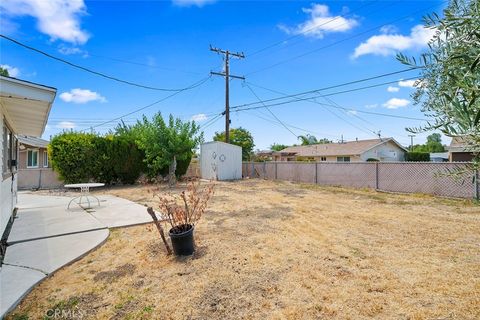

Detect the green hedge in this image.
[49,132,96,183]
[49,132,144,184]
[405,152,430,162]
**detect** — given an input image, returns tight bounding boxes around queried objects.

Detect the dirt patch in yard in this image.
[8,180,480,320]
[93,263,136,283]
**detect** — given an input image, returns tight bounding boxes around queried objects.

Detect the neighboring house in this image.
[274,138,407,162]
[430,152,449,162]
[448,137,475,162]
[0,76,56,241]
[17,136,62,190]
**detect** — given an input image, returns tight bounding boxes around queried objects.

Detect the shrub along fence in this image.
[242,161,478,199]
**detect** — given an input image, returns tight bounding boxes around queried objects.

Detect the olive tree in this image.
[397,0,480,167]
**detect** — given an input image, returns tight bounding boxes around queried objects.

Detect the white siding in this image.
[360,140,406,162]
[0,108,17,237]
[200,141,242,180]
[200,142,218,180]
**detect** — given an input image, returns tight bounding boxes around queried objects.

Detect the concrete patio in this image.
[0,191,156,318]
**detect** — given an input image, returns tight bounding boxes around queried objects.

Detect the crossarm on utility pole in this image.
[210,45,245,144]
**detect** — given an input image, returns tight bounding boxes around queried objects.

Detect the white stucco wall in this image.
[360,140,406,162]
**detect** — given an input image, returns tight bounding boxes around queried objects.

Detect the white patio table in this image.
[64,183,105,209]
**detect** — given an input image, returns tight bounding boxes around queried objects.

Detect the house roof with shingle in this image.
[17,135,49,148]
[280,138,407,157]
[449,137,469,152]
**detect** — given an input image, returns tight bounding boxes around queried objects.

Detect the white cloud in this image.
[0,0,90,44]
[352,25,435,58]
[380,24,398,34]
[56,121,76,129]
[365,104,378,109]
[387,86,399,93]
[172,0,216,7]
[398,79,416,88]
[0,64,20,77]
[191,113,208,122]
[59,88,106,104]
[347,110,358,116]
[382,98,410,109]
[279,3,359,39]
[58,45,88,57]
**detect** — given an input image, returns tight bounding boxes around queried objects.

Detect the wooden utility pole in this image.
[210,45,245,143]
[408,134,415,151]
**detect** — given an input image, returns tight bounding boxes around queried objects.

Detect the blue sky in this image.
[0,0,448,149]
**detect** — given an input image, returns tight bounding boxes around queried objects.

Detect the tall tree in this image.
[134,113,202,185]
[413,133,446,152]
[270,143,288,151]
[298,134,318,145]
[298,135,331,145]
[0,67,10,77]
[213,127,254,160]
[397,0,480,166]
[317,138,332,144]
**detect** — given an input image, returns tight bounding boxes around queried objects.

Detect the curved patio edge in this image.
[1,228,110,318]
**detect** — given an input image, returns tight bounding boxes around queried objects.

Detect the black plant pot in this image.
[169,224,195,256]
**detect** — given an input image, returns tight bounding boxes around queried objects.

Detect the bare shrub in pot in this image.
[150,181,214,256]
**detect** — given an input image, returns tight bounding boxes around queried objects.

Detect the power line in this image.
[244,109,339,139]
[244,83,298,138]
[248,0,380,57]
[235,68,418,109]
[244,82,378,137]
[199,113,224,130]
[318,95,413,139]
[48,109,222,124]
[233,79,426,122]
[233,76,420,112]
[87,53,203,75]
[245,1,444,76]
[320,95,379,133]
[0,34,208,92]
[81,75,212,132]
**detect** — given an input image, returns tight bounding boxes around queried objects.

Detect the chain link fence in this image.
[242,161,478,199]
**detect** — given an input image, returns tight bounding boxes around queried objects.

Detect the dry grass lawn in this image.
[8,179,480,320]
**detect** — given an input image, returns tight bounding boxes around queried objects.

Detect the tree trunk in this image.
[168,155,177,187]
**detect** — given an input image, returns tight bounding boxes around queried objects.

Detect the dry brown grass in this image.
[8,180,480,320]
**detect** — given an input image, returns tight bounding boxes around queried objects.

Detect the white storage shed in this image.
[200,141,242,180]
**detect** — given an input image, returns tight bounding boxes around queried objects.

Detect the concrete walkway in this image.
[0,191,155,318]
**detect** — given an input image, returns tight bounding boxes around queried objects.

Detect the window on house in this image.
[320,157,326,161]
[27,149,39,168]
[2,121,16,174]
[43,151,49,167]
[336,156,351,162]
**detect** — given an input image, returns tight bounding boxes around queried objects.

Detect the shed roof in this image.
[280,138,406,157]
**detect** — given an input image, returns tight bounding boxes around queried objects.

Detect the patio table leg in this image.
[89,194,101,207]
[67,196,79,209]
